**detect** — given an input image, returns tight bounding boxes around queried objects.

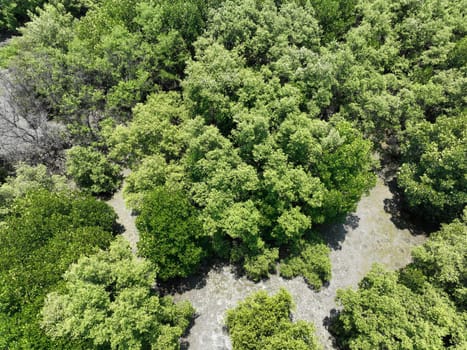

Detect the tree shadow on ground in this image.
[318,214,360,251]
[323,308,341,349]
[383,178,437,235]
[378,151,436,235]
[156,260,228,296]
[180,313,200,350]
[112,222,125,235]
[158,261,231,350]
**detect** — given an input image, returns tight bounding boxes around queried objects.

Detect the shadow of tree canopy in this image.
[318,214,360,251]
[384,178,437,235]
[155,260,229,296]
[323,308,341,349]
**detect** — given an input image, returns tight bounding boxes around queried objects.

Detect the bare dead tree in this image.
[0,69,69,170]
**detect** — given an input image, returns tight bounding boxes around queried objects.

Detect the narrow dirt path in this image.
[173,178,426,349]
[106,172,139,252]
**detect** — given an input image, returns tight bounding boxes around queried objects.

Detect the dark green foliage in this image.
[0,159,10,183]
[333,265,466,349]
[136,0,210,47]
[310,0,358,42]
[448,36,467,68]
[136,186,206,281]
[0,0,94,32]
[41,237,195,349]
[226,288,320,350]
[0,0,46,32]
[242,248,279,282]
[0,163,68,219]
[280,238,331,289]
[398,115,467,225]
[0,189,117,348]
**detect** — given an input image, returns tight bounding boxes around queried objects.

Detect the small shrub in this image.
[243,248,279,282]
[136,186,206,280]
[66,146,122,195]
[280,239,331,289]
[226,288,320,350]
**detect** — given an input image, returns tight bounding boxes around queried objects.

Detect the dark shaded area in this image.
[0,157,13,183]
[112,222,125,235]
[323,308,341,349]
[97,189,122,202]
[323,308,340,329]
[318,214,360,250]
[179,313,200,350]
[0,32,13,43]
[378,151,436,235]
[156,260,228,296]
[384,178,438,235]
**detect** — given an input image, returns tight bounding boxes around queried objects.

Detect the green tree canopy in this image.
[333,265,466,349]
[41,237,195,350]
[111,0,376,282]
[226,288,320,350]
[0,189,117,348]
[66,145,122,195]
[412,219,467,309]
[118,91,374,280]
[309,0,358,43]
[0,163,68,219]
[398,115,467,225]
[0,0,76,32]
[136,186,206,281]
[3,0,216,145]
[280,238,331,289]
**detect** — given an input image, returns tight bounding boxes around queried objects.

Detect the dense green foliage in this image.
[136,186,206,280]
[333,265,466,349]
[280,238,331,289]
[0,0,466,348]
[41,237,195,349]
[333,0,466,142]
[333,219,467,349]
[3,0,214,143]
[412,218,467,310]
[0,190,117,348]
[226,289,320,350]
[1,0,48,31]
[0,163,68,219]
[310,0,358,43]
[116,92,373,281]
[398,115,467,225]
[107,0,376,281]
[66,145,122,195]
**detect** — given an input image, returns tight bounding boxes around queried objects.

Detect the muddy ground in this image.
[106,172,426,350]
[169,178,426,349]
[106,170,139,252]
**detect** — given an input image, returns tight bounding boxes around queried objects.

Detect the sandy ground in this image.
[172,178,426,350]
